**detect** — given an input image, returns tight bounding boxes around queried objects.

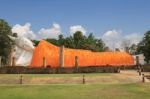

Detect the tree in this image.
[137,30,150,63]
[121,39,131,52]
[58,34,65,46]
[64,31,86,49]
[95,38,105,52]
[129,44,137,55]
[32,40,40,46]
[64,36,75,48]
[32,31,105,52]
[83,33,95,50]
[82,33,105,51]
[73,31,86,49]
[46,38,59,46]
[0,19,12,65]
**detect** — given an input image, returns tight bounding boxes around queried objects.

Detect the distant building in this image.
[133,54,145,65]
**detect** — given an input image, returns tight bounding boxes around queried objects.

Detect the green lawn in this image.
[0,83,149,99]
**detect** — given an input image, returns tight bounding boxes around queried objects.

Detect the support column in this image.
[12,57,16,66]
[75,56,78,67]
[0,56,2,67]
[43,57,46,67]
[59,45,64,67]
[142,74,145,83]
[10,45,16,66]
[136,56,139,66]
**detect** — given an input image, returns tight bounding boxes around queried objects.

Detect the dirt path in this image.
[28,70,150,84]
[0,70,149,84]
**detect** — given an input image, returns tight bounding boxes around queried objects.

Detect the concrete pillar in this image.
[75,56,78,67]
[142,74,145,83]
[136,56,139,66]
[82,75,85,84]
[43,57,46,67]
[60,45,64,67]
[138,69,141,76]
[12,57,16,66]
[0,56,2,67]
[20,75,23,84]
[9,45,16,66]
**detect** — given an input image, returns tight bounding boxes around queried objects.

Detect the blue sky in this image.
[0,0,150,48]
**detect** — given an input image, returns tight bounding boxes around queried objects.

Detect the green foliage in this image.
[58,34,65,46]
[32,40,40,46]
[66,32,105,52]
[32,31,105,52]
[64,36,75,48]
[0,19,12,65]
[137,31,150,63]
[46,38,59,46]
[72,31,86,48]
[129,44,137,55]
[61,32,105,51]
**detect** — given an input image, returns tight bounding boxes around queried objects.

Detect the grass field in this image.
[0,72,149,99]
[0,83,150,99]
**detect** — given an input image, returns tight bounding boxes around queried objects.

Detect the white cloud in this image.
[12,23,142,49]
[38,23,61,39]
[102,30,142,50]
[12,23,36,39]
[102,30,122,49]
[12,23,61,39]
[124,33,142,45]
[103,30,120,38]
[70,25,86,35]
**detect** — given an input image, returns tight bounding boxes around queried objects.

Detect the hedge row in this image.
[0,66,121,74]
[142,64,150,72]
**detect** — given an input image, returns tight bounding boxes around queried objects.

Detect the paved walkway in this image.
[119,70,150,83]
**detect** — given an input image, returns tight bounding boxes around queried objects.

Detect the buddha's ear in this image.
[7,35,16,41]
